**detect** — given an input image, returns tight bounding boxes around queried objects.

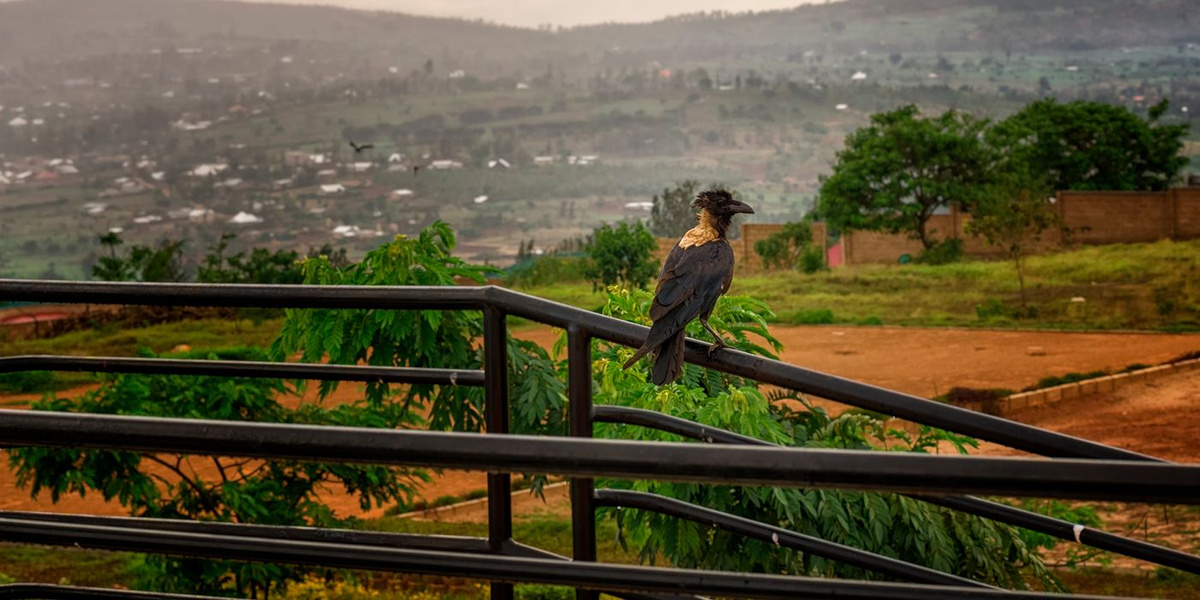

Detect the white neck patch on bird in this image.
[678,209,722,248]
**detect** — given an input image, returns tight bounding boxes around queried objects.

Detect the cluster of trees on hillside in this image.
[817,98,1190,307]
[91,232,347,285]
[818,99,1190,253]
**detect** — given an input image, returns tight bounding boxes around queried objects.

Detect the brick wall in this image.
[656,188,1199,269]
[653,223,827,275]
[1175,187,1200,240]
[1058,191,1175,244]
[842,213,967,265]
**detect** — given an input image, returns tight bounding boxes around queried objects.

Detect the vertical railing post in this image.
[567,324,598,600]
[484,306,513,600]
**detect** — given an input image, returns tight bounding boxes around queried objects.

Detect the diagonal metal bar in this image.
[0,356,484,387]
[0,516,1140,600]
[0,410,1198,503]
[0,513,699,600]
[594,489,990,588]
[486,286,1157,462]
[596,405,1200,575]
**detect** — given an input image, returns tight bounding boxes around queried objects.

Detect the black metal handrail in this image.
[0,278,1193,600]
[0,517,1135,600]
[595,405,1200,575]
[2,410,1196,501]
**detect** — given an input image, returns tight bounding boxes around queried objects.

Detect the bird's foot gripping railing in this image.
[1,279,1199,600]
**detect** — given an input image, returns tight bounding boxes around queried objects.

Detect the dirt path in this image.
[976,368,1200,570]
[2,325,1198,522]
[978,367,1200,461]
[518,325,1200,398]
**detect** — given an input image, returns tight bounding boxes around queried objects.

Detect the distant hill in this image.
[0,0,1197,72]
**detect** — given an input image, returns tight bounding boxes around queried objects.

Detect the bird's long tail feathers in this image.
[651,330,687,385]
[622,343,654,371]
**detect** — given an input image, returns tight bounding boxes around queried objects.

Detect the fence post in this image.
[484,307,513,600]
[567,324,598,600]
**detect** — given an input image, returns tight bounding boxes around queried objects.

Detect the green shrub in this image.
[1027,370,1109,391]
[940,387,1015,406]
[515,585,574,600]
[915,238,964,265]
[506,256,587,288]
[0,371,55,394]
[583,221,658,291]
[791,308,835,324]
[855,315,884,326]
[799,244,827,274]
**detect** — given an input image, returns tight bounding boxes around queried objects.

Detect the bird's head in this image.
[692,188,754,218]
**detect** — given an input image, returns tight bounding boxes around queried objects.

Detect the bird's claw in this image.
[707,341,727,357]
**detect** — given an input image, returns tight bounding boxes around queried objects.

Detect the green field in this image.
[516,239,1200,332]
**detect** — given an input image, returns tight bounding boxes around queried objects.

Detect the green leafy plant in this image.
[754,221,824,273]
[915,238,965,266]
[582,221,658,292]
[966,166,1058,309]
[271,222,501,432]
[649,180,703,238]
[818,106,995,250]
[1013,499,1108,569]
[989,99,1189,192]
[589,288,1059,590]
[197,233,304,285]
[7,349,425,597]
[93,232,188,282]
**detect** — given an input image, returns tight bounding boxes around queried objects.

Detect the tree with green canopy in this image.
[817,105,995,250]
[990,99,1189,192]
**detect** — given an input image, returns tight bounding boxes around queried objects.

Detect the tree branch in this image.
[146,455,219,515]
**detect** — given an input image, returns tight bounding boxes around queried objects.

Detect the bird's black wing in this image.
[642,241,734,349]
[361,144,375,150]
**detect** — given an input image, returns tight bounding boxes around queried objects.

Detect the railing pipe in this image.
[484,306,514,600]
[567,325,598,600]
[0,411,1197,503]
[0,355,484,387]
[594,490,990,588]
[597,404,1200,575]
[0,516,1139,600]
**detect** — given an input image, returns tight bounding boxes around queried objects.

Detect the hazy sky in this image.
[231,0,831,28]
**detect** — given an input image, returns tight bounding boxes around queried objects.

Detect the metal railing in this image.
[0,279,1198,600]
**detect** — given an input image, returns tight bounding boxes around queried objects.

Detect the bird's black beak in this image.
[728,201,755,215]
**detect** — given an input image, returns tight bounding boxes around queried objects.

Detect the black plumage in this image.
[623,188,754,385]
[349,141,374,153]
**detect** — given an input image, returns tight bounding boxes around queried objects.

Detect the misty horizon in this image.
[0,0,835,28]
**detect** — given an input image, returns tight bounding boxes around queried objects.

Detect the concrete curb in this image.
[980,358,1200,414]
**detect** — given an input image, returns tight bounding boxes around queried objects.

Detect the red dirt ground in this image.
[1,325,1198,522]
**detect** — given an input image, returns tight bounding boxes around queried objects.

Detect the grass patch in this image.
[1027,370,1110,391]
[0,544,139,587]
[510,240,1200,331]
[0,318,283,359]
[361,513,636,565]
[1058,568,1200,599]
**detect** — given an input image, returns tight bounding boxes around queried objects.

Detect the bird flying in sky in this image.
[349,141,374,153]
[623,188,754,385]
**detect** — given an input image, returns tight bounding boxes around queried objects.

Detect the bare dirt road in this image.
[1,325,1198,522]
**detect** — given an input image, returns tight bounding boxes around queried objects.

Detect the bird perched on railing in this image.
[623,188,754,385]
